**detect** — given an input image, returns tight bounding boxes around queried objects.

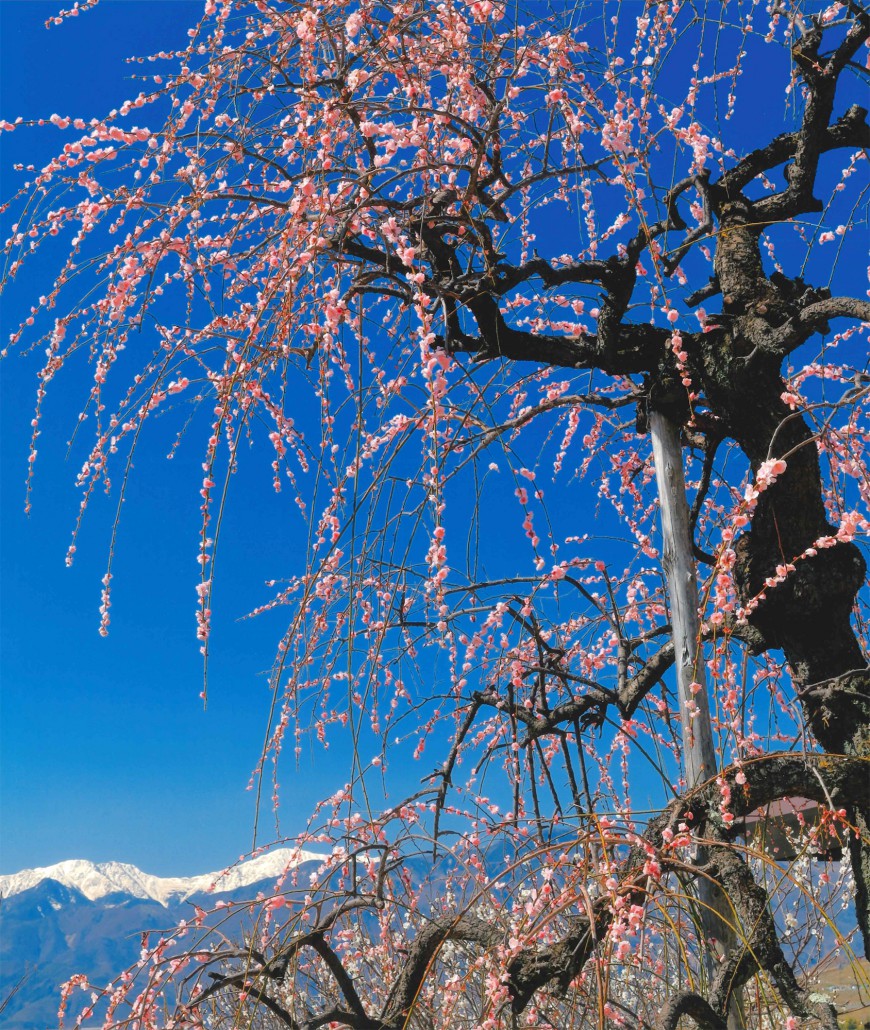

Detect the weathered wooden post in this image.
[650,410,742,1028]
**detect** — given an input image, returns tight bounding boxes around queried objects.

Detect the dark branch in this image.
[471,613,765,746]
[307,934,369,1020]
[504,753,867,1014]
[657,992,728,1030]
[380,913,501,1025]
[713,103,869,210]
[448,291,671,374]
[798,295,870,328]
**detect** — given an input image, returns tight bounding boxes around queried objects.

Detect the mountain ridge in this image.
[0,848,325,908]
[0,849,326,1030]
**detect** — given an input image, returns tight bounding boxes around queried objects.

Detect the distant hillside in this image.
[0,851,322,1030]
[811,952,870,1028]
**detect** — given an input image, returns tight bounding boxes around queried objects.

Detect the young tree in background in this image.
[3,1,870,1026]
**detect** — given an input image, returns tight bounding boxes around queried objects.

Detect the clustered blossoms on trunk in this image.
[3,0,870,1027]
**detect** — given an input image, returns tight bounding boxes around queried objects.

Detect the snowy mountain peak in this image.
[0,849,323,907]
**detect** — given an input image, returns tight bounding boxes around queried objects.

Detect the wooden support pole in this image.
[650,410,742,1029]
[649,411,718,787]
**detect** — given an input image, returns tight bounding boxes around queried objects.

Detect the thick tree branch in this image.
[703,840,840,1030]
[488,255,612,295]
[713,103,869,207]
[448,291,671,373]
[380,914,501,1025]
[307,934,369,1020]
[798,295,870,328]
[202,968,299,1026]
[657,992,728,1030]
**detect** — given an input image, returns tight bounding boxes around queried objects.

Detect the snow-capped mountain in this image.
[0,847,324,907]
[0,849,324,1030]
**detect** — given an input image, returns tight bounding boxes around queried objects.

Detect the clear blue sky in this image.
[0,1,336,877]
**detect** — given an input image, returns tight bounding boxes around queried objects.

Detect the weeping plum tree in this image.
[3,0,870,1026]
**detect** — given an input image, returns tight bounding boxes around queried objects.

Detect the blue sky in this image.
[0,1,333,877]
[0,0,636,879]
